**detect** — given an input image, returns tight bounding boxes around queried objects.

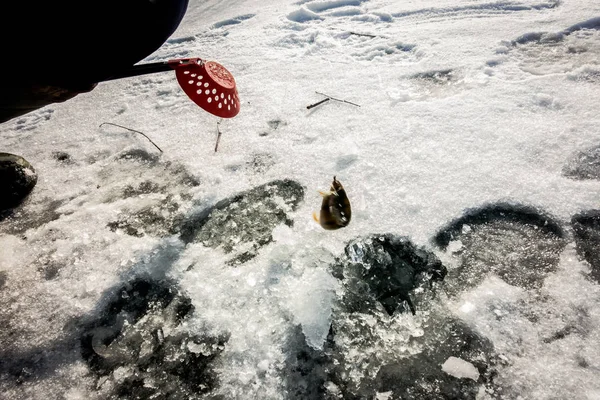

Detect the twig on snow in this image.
[99,122,163,153]
[348,31,377,38]
[316,92,361,107]
[306,98,331,109]
[307,91,361,109]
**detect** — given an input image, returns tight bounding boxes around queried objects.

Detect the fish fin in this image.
[312,212,320,223]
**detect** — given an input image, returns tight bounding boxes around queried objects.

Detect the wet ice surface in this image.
[2,0,600,399]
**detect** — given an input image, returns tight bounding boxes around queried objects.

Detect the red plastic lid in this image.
[174,59,240,118]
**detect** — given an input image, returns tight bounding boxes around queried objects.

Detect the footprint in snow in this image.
[389,0,559,22]
[210,13,256,29]
[388,68,468,103]
[486,16,600,79]
[4,108,54,132]
[287,0,370,23]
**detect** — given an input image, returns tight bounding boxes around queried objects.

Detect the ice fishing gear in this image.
[104,58,240,118]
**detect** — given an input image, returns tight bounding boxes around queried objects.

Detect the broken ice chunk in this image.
[441,356,480,381]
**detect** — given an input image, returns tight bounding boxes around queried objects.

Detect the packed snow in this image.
[2,0,600,399]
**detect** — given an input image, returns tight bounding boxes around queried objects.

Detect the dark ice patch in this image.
[563,144,600,180]
[166,161,201,187]
[0,271,7,289]
[39,262,62,280]
[180,179,305,264]
[282,325,331,400]
[323,311,499,399]
[115,148,161,164]
[434,203,567,292]
[571,210,600,283]
[0,199,63,235]
[434,203,564,248]
[374,316,498,400]
[107,195,184,237]
[277,235,499,399]
[105,160,199,237]
[80,278,227,399]
[110,158,200,198]
[542,324,579,344]
[332,234,447,315]
[121,180,165,198]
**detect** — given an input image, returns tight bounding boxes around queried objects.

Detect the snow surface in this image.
[2,0,600,399]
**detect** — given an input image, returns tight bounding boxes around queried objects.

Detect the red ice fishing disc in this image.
[172,59,240,118]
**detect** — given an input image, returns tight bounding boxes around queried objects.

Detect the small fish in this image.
[313,176,352,230]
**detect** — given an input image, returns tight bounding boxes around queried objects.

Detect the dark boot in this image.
[0,153,38,211]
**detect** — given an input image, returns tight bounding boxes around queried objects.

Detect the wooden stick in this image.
[99,122,163,153]
[307,98,331,109]
[315,91,361,107]
[349,31,377,38]
[215,119,223,152]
